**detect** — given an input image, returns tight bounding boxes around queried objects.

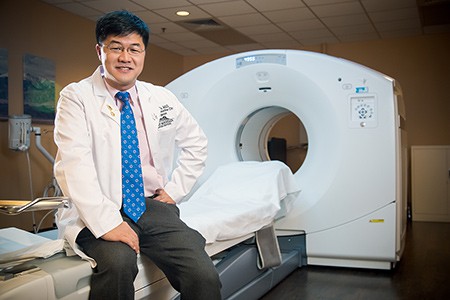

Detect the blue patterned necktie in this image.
[116,91,146,222]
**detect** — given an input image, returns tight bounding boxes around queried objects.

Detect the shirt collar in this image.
[101,72,138,105]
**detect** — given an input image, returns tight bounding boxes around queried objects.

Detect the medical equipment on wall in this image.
[167,49,408,270]
[8,114,55,164]
[8,115,32,151]
[2,115,64,231]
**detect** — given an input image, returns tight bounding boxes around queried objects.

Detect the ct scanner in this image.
[166,49,408,270]
[0,49,408,300]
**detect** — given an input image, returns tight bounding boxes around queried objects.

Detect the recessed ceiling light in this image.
[176,10,190,17]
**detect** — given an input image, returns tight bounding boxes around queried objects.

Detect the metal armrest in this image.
[0,197,69,215]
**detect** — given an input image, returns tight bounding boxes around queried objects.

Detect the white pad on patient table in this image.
[0,228,65,268]
[179,161,300,244]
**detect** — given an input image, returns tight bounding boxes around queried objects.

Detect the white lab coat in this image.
[53,66,207,265]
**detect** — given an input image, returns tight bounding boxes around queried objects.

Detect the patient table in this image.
[0,161,305,300]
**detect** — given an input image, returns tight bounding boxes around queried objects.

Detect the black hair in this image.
[96,10,150,48]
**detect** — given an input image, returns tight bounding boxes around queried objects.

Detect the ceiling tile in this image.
[361,0,417,12]
[291,28,334,39]
[304,0,358,6]
[235,23,283,35]
[321,14,371,27]
[41,0,75,3]
[134,10,169,24]
[55,2,102,16]
[245,0,305,12]
[278,19,325,31]
[331,23,376,35]
[148,22,190,36]
[82,0,145,13]
[263,7,316,23]
[189,0,230,4]
[159,31,204,42]
[338,32,380,42]
[251,32,296,43]
[199,1,257,17]
[368,7,420,23]
[155,41,188,50]
[310,2,365,17]
[219,13,270,27]
[148,35,172,44]
[38,0,449,56]
[132,0,191,10]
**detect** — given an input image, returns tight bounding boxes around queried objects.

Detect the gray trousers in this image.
[76,198,222,300]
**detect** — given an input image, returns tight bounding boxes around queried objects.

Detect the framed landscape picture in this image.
[0,48,8,120]
[23,54,55,123]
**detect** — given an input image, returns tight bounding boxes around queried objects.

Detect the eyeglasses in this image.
[103,42,145,56]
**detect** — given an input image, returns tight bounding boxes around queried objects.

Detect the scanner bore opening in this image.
[236,106,308,173]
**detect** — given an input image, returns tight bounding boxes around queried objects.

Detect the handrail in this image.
[0,197,69,215]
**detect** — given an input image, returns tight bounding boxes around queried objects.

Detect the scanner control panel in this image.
[349,95,377,128]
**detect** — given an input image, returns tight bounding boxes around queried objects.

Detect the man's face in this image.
[96,33,146,91]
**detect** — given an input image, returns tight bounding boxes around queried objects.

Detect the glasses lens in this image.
[105,43,143,55]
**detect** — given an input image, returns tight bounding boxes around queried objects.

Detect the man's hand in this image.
[101,222,140,254]
[154,188,176,204]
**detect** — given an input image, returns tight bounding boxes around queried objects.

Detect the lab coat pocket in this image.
[156,126,176,151]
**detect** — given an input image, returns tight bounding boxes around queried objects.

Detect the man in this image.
[54,10,221,300]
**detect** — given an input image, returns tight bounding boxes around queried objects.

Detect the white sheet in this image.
[0,228,65,268]
[179,161,300,244]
